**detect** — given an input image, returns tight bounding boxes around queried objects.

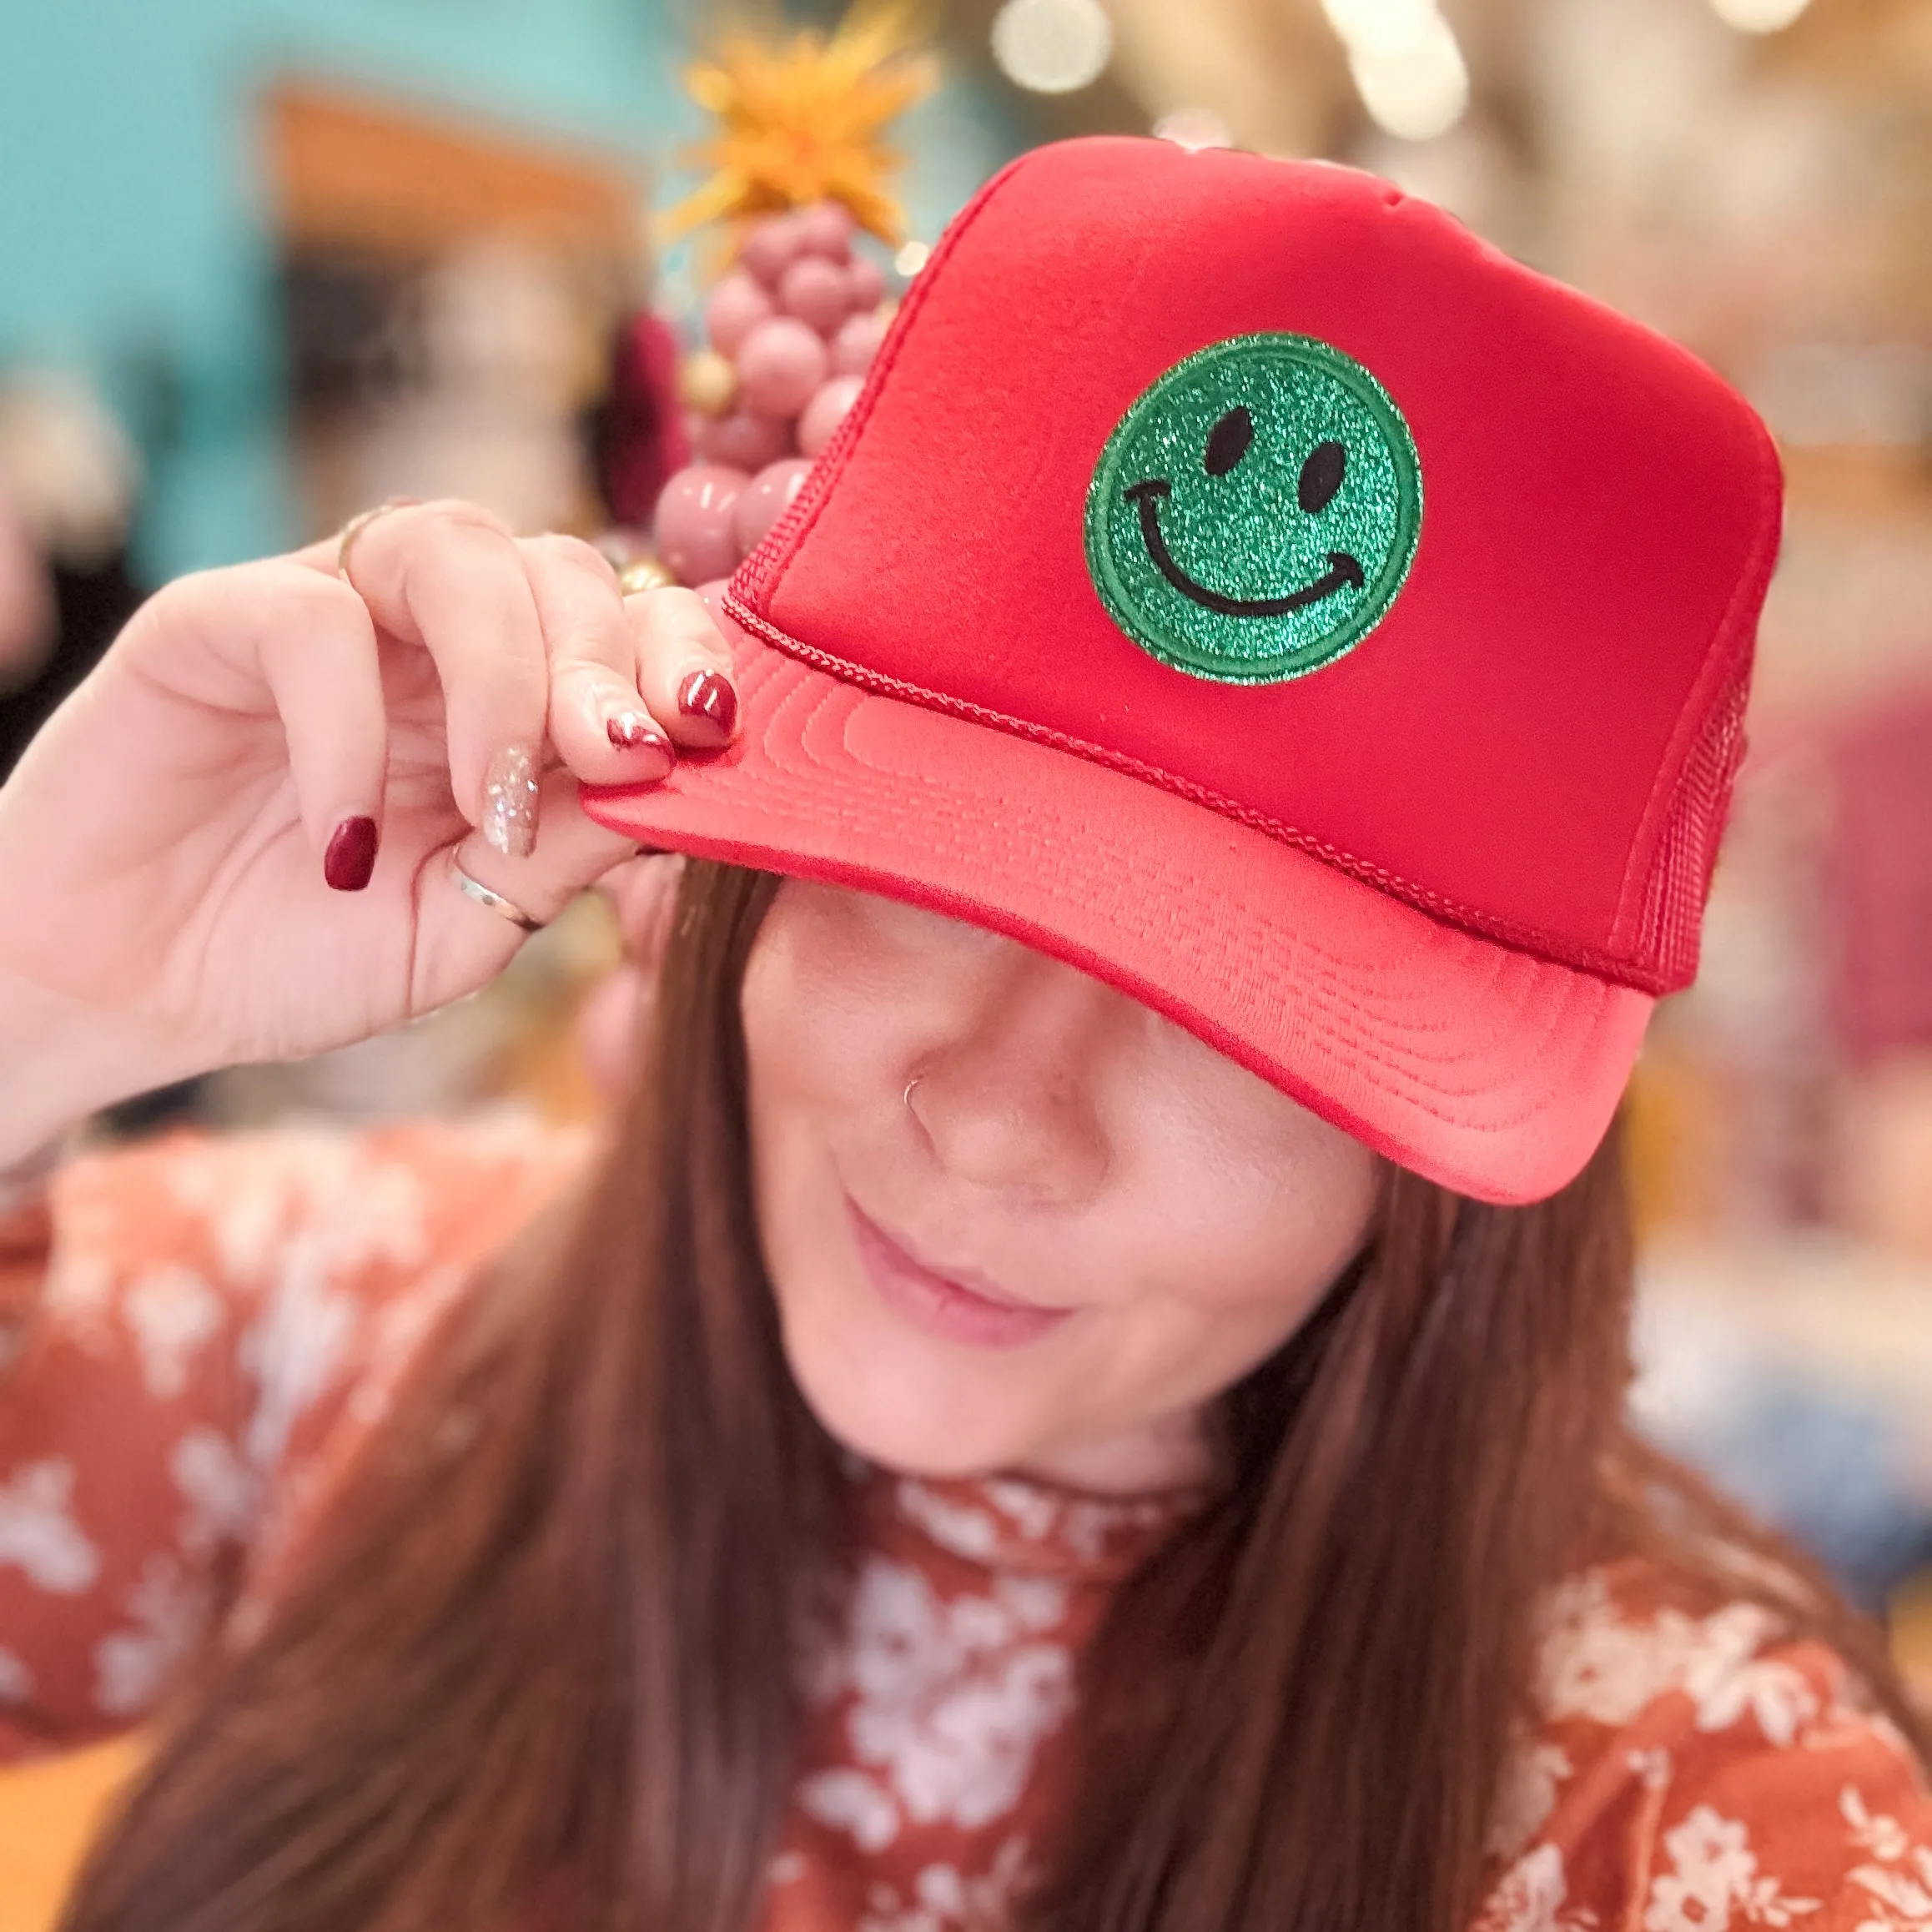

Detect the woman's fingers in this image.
[140,557,392,889]
[516,536,677,786]
[521,538,742,782]
[307,502,738,924]
[627,586,741,752]
[333,501,550,857]
[249,566,391,889]
[420,765,639,993]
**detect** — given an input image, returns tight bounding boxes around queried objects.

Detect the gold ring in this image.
[335,498,423,584]
[616,554,677,596]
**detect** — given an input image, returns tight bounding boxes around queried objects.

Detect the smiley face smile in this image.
[1123,478,1365,617]
[1084,333,1424,685]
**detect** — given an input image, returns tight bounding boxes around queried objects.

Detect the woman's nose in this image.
[904,954,1116,1202]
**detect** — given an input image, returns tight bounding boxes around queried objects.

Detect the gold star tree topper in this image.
[662,1,938,248]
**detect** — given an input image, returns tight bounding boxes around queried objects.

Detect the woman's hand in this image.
[0,501,737,1149]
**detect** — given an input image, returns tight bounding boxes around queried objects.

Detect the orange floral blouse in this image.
[1,1121,1929,1932]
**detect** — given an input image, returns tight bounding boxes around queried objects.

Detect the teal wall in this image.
[0,0,1015,580]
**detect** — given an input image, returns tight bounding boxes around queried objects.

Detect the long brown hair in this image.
[63,861,1927,1932]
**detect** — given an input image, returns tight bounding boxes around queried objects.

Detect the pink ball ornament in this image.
[847,255,886,310]
[654,463,749,586]
[830,309,888,377]
[732,456,813,558]
[704,270,774,356]
[737,316,828,419]
[797,375,865,458]
[738,213,805,287]
[696,408,792,472]
[778,254,852,335]
[795,201,855,262]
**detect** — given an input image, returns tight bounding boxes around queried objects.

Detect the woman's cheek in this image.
[744,941,896,1124]
[1109,1111,1380,1323]
[742,885,965,1121]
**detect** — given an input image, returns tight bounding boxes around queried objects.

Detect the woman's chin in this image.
[779,1329,1043,1482]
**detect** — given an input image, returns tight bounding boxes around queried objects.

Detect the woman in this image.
[2,138,1927,1932]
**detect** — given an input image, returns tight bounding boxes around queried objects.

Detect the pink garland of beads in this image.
[654,201,895,588]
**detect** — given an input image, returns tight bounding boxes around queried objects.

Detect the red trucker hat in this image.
[584,136,1781,1205]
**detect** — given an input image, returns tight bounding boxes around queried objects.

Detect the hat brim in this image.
[581,614,1651,1205]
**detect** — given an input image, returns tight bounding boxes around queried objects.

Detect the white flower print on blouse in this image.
[93,1552,209,1716]
[895,1477,1183,1574]
[894,1483,1009,1564]
[345,1261,470,1429]
[856,1837,1034,1932]
[216,1128,565,1470]
[1536,1574,1818,1745]
[1474,1844,1599,1932]
[1840,1785,1932,1930]
[796,1767,903,1854]
[239,1240,361,1474]
[1489,1737,1575,1862]
[171,1426,260,1556]
[978,1477,1175,1564]
[798,1556,1074,1848]
[163,1124,482,1295]
[121,1262,224,1401]
[0,1457,102,1593]
[42,1245,115,1340]
[1642,1806,1819,1932]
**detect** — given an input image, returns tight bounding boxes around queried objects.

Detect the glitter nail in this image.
[482,744,540,858]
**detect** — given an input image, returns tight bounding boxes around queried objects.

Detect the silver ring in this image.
[903,1076,922,1111]
[449,860,544,933]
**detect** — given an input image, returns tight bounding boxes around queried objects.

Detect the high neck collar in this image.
[853,1460,1212,1586]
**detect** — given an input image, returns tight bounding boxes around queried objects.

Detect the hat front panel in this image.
[738,138,1779,992]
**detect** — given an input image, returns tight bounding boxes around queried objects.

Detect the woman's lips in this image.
[844,1196,1074,1349]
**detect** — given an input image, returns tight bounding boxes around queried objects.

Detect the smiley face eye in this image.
[1203,405,1254,477]
[1298,440,1346,513]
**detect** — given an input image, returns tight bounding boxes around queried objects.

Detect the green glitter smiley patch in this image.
[1084,333,1423,684]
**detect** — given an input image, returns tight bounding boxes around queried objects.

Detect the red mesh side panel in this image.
[1634,657,1750,989]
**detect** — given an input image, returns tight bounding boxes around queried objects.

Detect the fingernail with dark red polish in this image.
[677,668,738,742]
[325,816,379,893]
[607,709,672,757]
[607,710,674,782]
